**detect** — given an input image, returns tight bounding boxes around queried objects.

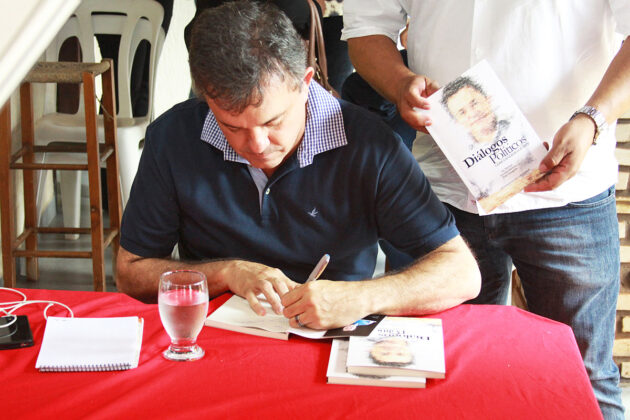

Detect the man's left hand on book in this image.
[225,260,299,316]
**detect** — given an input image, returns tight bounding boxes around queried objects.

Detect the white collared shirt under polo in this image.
[200,81,347,208]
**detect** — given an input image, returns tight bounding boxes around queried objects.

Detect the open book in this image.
[35,316,143,372]
[346,316,445,379]
[327,339,426,388]
[205,294,383,340]
[421,60,547,214]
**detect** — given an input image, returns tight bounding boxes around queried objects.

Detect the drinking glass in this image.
[158,270,209,361]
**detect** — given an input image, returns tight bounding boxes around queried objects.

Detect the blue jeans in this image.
[447,186,623,419]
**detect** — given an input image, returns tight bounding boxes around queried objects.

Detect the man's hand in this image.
[395,74,440,133]
[224,260,299,316]
[525,114,595,192]
[281,280,367,330]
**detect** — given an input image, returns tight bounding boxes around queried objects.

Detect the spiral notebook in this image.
[35,316,143,372]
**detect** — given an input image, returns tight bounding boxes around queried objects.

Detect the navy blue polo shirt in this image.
[120,82,459,283]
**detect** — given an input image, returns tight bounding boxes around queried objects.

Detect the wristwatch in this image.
[570,105,608,145]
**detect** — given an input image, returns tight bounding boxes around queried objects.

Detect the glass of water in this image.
[158,270,209,361]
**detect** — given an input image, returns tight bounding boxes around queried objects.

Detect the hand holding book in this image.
[397,74,440,134]
[524,113,596,192]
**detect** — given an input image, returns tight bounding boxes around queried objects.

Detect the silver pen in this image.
[306,254,330,282]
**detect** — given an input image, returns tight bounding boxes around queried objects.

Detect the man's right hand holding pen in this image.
[282,253,375,330]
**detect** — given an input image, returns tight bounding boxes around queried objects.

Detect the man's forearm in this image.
[360,236,481,316]
[348,35,416,103]
[116,247,231,303]
[587,36,630,123]
[282,235,481,330]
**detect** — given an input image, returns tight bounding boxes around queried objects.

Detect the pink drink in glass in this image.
[158,270,208,361]
[159,289,208,347]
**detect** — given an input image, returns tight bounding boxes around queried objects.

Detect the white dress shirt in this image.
[342,0,630,213]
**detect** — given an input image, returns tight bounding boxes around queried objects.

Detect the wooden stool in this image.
[0,60,122,291]
[511,269,528,310]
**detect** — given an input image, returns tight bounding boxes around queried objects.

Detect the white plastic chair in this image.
[35,0,164,237]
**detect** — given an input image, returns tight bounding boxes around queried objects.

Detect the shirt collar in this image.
[200,81,347,168]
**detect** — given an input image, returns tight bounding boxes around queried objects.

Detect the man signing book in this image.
[116,1,480,330]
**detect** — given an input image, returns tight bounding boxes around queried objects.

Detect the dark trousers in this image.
[341,50,416,150]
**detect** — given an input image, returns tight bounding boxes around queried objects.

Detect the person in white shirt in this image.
[341,1,630,418]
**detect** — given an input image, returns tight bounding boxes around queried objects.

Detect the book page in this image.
[206,295,388,340]
[207,295,291,332]
[35,317,143,370]
[421,60,547,214]
[206,295,326,338]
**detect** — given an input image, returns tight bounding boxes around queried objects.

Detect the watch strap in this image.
[570,105,608,145]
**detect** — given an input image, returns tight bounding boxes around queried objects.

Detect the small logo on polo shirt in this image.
[307,208,319,218]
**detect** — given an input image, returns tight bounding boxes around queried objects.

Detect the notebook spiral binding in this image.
[39,363,132,372]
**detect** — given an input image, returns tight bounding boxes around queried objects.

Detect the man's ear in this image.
[303,67,315,88]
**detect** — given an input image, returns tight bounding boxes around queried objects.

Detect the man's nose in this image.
[248,128,270,153]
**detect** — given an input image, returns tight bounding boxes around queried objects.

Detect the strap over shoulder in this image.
[306,0,339,97]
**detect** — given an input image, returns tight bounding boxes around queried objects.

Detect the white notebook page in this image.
[35,316,143,371]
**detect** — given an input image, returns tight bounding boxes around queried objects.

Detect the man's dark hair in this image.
[440,76,487,116]
[189,0,307,112]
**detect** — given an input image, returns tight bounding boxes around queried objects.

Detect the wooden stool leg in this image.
[19,83,39,281]
[0,102,17,287]
[101,59,122,284]
[511,269,528,310]
[82,72,106,292]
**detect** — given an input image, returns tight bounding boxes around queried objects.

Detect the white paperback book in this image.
[420,60,548,214]
[205,295,384,340]
[204,295,327,340]
[346,316,445,379]
[35,316,144,372]
[327,339,426,388]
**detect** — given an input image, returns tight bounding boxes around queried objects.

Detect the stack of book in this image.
[326,316,445,388]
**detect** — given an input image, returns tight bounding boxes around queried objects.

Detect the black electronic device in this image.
[0,315,34,349]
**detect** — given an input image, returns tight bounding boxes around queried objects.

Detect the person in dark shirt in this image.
[184,0,351,93]
[184,0,314,49]
[117,1,480,330]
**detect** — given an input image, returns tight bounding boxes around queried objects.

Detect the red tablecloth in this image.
[1,288,601,420]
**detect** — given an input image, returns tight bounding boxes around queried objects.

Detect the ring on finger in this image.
[295,314,306,328]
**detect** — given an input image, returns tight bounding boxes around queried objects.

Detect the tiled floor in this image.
[14,190,116,292]
[14,233,116,292]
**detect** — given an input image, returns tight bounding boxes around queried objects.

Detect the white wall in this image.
[1,2,196,278]
[153,0,195,119]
